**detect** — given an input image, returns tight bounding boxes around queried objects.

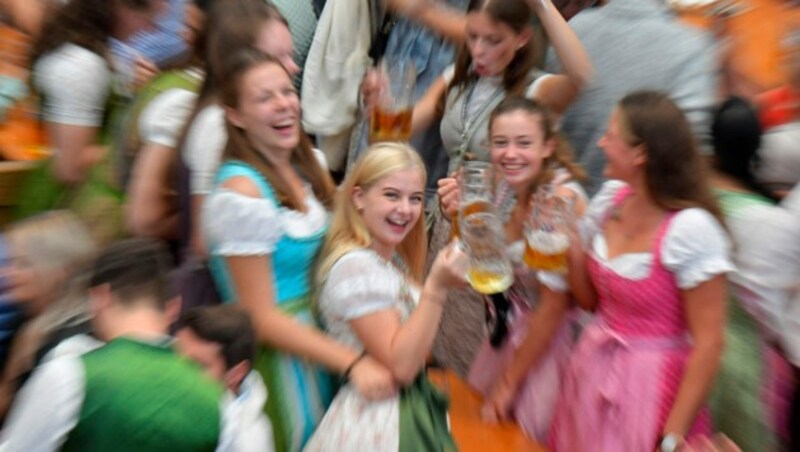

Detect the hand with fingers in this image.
[428,241,469,290]
[437,176,460,221]
[360,68,384,114]
[480,375,515,423]
[132,56,159,91]
[348,354,398,400]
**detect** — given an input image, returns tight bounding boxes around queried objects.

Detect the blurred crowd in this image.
[0,0,798,451]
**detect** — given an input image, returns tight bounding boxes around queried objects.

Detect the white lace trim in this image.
[278,183,328,239]
[318,249,418,325]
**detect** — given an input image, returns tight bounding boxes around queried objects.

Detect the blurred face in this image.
[465,11,530,77]
[227,62,301,155]
[598,109,642,181]
[353,168,425,259]
[490,110,553,189]
[3,245,59,312]
[181,3,204,48]
[115,0,164,39]
[254,20,300,77]
[175,328,227,382]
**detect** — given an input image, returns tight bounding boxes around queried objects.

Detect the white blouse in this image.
[317,249,420,350]
[202,184,328,256]
[34,44,111,127]
[139,88,199,148]
[722,198,800,346]
[582,181,735,290]
[183,104,228,195]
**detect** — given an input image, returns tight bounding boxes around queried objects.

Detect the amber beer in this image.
[369,107,412,143]
[523,230,569,272]
[468,267,513,294]
[451,200,492,239]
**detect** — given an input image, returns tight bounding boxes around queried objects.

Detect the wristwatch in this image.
[659,433,685,452]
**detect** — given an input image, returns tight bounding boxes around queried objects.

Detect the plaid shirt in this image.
[110,0,187,68]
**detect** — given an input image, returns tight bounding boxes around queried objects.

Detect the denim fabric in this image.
[0,236,22,374]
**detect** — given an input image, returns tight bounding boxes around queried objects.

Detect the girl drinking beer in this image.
[384,0,593,376]
[438,96,586,442]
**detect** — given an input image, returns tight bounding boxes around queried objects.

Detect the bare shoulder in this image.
[219,176,262,199]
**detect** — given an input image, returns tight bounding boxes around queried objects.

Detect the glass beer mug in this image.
[452,161,493,239]
[460,212,513,294]
[524,185,572,273]
[369,59,415,143]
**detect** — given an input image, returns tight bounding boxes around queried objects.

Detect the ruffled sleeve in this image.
[662,208,735,289]
[537,271,568,293]
[183,105,227,195]
[139,89,198,147]
[319,250,401,321]
[35,45,112,126]
[578,180,626,245]
[202,190,283,256]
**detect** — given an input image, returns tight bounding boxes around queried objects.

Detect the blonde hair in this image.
[5,211,97,334]
[316,143,428,285]
[6,211,96,285]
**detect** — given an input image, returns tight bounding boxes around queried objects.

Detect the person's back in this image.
[0,238,235,452]
[549,0,717,193]
[60,337,222,452]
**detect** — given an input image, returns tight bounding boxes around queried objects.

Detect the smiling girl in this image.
[202,49,395,452]
[305,143,468,451]
[551,91,732,451]
[375,0,592,375]
[438,96,587,442]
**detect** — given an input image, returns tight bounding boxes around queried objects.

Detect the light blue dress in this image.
[204,160,333,452]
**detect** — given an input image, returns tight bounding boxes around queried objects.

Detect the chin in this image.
[503,171,534,187]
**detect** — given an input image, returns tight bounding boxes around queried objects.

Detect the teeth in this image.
[502,163,525,170]
[388,219,408,227]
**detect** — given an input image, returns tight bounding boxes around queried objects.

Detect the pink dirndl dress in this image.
[466,257,579,442]
[550,189,712,452]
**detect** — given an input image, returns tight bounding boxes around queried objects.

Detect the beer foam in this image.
[526,230,569,254]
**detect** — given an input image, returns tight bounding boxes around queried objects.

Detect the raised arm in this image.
[411,77,447,136]
[361,67,446,138]
[348,245,467,385]
[386,0,467,44]
[528,0,594,115]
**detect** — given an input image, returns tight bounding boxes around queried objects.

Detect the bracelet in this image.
[343,351,367,380]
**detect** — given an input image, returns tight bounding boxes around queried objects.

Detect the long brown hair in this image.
[199,0,288,104]
[32,0,155,63]
[176,0,288,162]
[617,91,724,224]
[449,0,540,101]
[218,49,335,211]
[489,96,586,200]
